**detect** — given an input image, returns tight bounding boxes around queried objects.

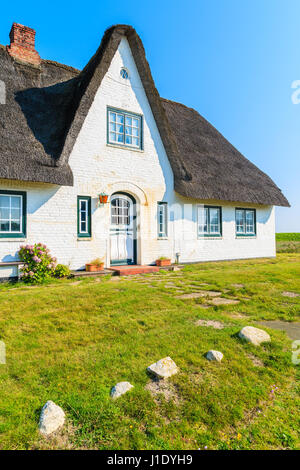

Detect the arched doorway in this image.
[110,193,137,266]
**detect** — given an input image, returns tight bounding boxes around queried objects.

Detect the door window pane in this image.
[111,198,130,226]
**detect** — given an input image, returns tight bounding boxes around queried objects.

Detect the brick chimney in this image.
[6,23,41,66]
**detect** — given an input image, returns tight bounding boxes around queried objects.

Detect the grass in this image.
[276,233,300,253]
[276,233,300,241]
[0,254,299,450]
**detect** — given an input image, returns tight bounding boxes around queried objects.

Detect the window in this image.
[77,196,91,237]
[111,197,130,226]
[157,202,168,238]
[235,208,256,236]
[0,191,26,238]
[197,206,222,237]
[108,108,142,149]
[120,68,129,79]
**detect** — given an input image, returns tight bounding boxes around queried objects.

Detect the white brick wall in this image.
[0,38,276,276]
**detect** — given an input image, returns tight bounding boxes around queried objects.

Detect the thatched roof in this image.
[0,25,289,206]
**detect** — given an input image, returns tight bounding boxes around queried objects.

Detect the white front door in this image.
[110,194,136,266]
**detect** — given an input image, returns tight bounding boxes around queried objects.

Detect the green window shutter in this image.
[77,196,92,238]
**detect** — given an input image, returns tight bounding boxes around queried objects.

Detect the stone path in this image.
[177,291,221,299]
[195,319,224,329]
[258,320,300,341]
[210,298,240,306]
[282,291,299,298]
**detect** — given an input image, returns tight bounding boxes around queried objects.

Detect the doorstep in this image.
[108,265,160,276]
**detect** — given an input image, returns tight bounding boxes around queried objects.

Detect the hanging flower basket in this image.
[99,193,109,204]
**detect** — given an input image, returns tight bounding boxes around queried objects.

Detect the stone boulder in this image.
[206,350,223,362]
[239,326,271,346]
[110,381,134,399]
[147,357,178,379]
[39,401,65,436]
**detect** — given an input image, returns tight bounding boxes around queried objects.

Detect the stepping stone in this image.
[177,291,221,299]
[210,298,240,306]
[195,319,224,329]
[282,291,299,298]
[39,401,65,436]
[239,326,271,346]
[147,357,178,379]
[258,320,300,341]
[145,378,180,403]
[248,354,264,367]
[231,284,245,289]
[206,350,223,362]
[110,381,134,399]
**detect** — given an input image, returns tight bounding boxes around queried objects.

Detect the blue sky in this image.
[0,0,299,232]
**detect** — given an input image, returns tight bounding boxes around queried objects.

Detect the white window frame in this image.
[0,194,23,234]
[79,199,88,235]
[235,208,256,236]
[107,108,143,150]
[197,205,222,237]
[157,202,168,238]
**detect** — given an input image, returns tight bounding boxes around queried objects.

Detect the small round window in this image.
[120,68,129,79]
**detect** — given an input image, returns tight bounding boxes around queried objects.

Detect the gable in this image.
[69,37,174,194]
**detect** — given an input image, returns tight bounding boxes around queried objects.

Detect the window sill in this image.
[106,143,144,153]
[157,237,168,240]
[77,237,92,241]
[198,236,222,240]
[0,237,26,242]
[236,235,257,239]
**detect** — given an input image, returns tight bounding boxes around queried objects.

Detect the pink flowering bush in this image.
[18,243,57,284]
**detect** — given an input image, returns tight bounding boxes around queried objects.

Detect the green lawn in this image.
[0,254,299,450]
[276,233,300,253]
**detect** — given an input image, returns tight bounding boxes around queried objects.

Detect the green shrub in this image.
[54,264,71,278]
[276,233,300,241]
[18,243,56,284]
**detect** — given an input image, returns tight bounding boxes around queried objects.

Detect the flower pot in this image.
[99,194,108,204]
[86,263,104,272]
[155,259,171,267]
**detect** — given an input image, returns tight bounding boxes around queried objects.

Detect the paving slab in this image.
[259,320,300,341]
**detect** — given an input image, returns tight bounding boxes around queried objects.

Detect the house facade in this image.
[0,23,289,278]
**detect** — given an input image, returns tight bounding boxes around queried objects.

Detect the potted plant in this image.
[155,256,171,267]
[85,258,105,272]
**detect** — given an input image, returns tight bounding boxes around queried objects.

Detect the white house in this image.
[0,23,289,278]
